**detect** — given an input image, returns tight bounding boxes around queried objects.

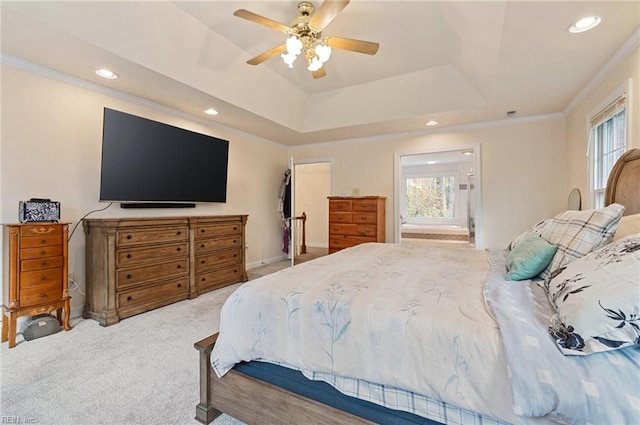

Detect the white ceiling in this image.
[1,1,639,146]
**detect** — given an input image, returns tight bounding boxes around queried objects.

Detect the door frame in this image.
[290,157,335,266]
[393,144,483,248]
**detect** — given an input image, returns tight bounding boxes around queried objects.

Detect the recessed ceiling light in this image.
[568,16,602,33]
[425,120,438,126]
[95,69,118,79]
[204,108,219,116]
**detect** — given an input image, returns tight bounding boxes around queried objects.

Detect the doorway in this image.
[291,159,333,265]
[394,145,482,248]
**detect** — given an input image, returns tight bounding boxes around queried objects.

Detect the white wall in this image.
[566,46,640,202]
[0,64,289,315]
[291,117,567,249]
[294,162,330,247]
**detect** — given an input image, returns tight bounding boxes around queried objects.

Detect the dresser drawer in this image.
[117,277,188,313]
[351,212,377,224]
[20,283,62,307]
[329,200,352,212]
[329,235,375,251]
[195,223,242,239]
[329,212,352,224]
[116,226,188,246]
[329,223,377,237]
[20,245,63,260]
[20,268,63,288]
[352,199,379,212]
[117,242,188,267]
[197,265,243,293]
[196,249,242,271]
[20,234,62,248]
[21,256,63,272]
[116,259,188,289]
[20,224,62,237]
[195,235,242,254]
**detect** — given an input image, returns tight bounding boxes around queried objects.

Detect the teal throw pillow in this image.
[506,232,557,281]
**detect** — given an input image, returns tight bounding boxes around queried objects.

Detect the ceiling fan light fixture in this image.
[282,52,298,68]
[307,56,323,72]
[315,43,332,63]
[286,35,303,55]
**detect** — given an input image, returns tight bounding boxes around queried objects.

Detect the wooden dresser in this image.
[83,215,248,326]
[328,196,386,254]
[2,223,72,348]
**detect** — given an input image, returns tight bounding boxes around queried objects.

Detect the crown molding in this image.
[563,26,640,116]
[0,53,283,148]
[290,112,565,150]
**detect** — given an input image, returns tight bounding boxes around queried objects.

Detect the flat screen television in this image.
[99,108,229,206]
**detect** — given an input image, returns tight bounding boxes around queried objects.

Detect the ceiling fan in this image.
[233,0,379,79]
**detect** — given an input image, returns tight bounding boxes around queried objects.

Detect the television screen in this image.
[99,108,229,204]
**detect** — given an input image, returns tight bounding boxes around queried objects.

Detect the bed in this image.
[195,148,640,425]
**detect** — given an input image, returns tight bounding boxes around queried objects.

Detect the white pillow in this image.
[613,213,640,241]
[545,234,640,355]
[538,203,625,278]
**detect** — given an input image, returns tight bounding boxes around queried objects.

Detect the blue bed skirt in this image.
[234,361,443,425]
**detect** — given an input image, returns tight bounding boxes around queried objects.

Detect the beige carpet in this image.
[0,278,275,424]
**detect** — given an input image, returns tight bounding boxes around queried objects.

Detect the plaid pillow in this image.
[538,203,625,278]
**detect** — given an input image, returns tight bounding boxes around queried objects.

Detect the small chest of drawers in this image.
[328,196,386,254]
[2,223,72,348]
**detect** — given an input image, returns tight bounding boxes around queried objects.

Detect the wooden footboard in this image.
[194,333,374,425]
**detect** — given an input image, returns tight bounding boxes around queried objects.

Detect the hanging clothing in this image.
[278,169,292,254]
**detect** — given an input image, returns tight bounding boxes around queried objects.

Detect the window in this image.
[589,94,627,208]
[403,173,458,223]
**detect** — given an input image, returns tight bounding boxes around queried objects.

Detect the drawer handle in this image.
[41,261,47,266]
[201,229,205,233]
[127,254,132,259]
[40,250,46,255]
[127,235,132,240]
[201,277,206,282]
[177,283,182,288]
[177,247,181,252]
[40,293,47,298]
[200,260,205,264]
[200,244,205,248]
[177,231,182,236]
[233,240,237,244]
[41,275,47,281]
[233,227,238,230]
[234,269,238,273]
[127,296,133,302]
[126,274,132,279]
[177,265,182,269]
[41,239,46,244]
[233,254,237,258]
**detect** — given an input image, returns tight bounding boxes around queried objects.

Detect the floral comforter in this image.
[211,243,554,424]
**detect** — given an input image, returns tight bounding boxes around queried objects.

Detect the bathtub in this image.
[401,224,469,241]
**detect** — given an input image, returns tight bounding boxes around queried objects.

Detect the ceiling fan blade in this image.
[310,0,350,30]
[247,44,286,65]
[233,9,291,33]
[326,36,379,55]
[312,67,327,79]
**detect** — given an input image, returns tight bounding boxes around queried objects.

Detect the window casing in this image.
[589,95,627,209]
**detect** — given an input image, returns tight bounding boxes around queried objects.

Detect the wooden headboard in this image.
[605,148,640,215]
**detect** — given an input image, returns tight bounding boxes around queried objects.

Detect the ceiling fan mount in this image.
[233,0,379,79]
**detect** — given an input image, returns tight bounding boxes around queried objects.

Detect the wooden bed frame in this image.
[194,148,640,425]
